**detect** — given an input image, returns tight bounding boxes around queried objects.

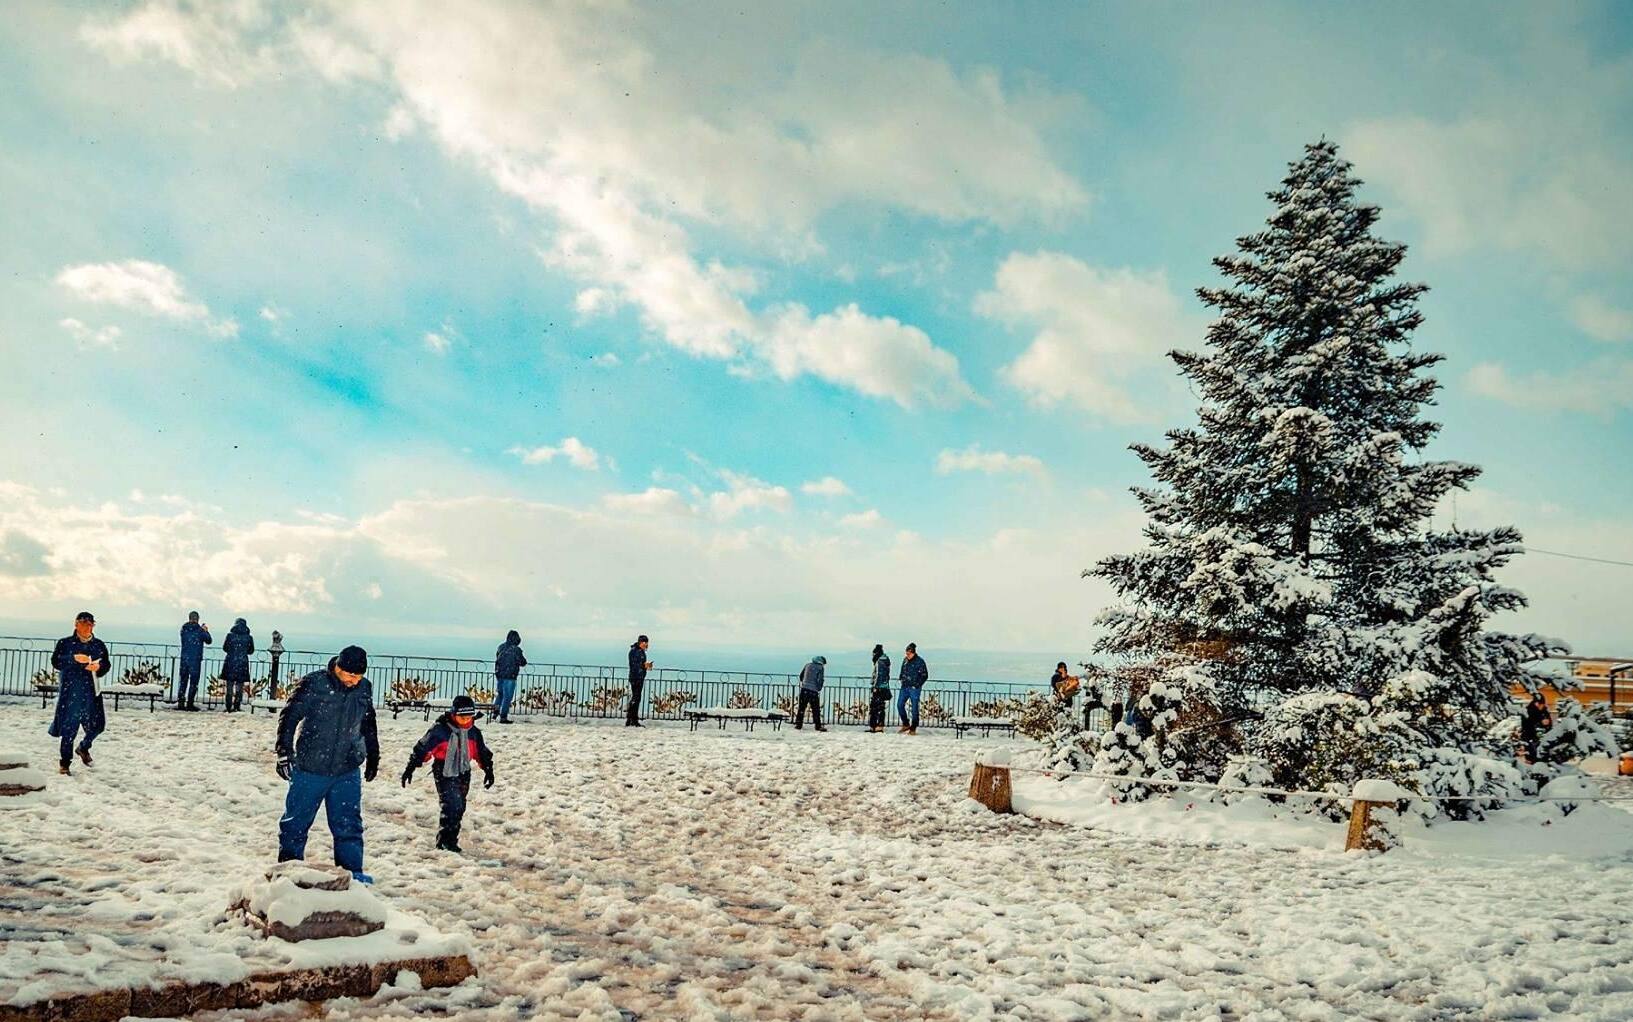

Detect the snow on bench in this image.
[952,716,1017,739]
[100,683,166,713]
[249,699,288,715]
[686,707,789,732]
[386,698,497,721]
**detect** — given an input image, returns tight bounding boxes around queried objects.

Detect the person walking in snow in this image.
[402,694,495,853]
[1520,693,1552,763]
[897,642,928,734]
[49,611,110,775]
[626,635,652,727]
[221,618,255,712]
[867,644,891,733]
[493,629,527,724]
[176,611,211,711]
[275,645,380,883]
[795,655,827,731]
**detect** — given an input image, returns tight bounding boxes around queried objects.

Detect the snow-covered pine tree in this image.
[1090,140,1563,794]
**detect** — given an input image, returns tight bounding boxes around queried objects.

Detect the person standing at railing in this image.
[222,618,255,712]
[795,655,828,731]
[897,642,928,735]
[867,644,891,733]
[627,634,652,727]
[176,611,211,712]
[50,611,110,775]
[493,629,526,725]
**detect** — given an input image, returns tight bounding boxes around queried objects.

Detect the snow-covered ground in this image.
[3,702,1633,1020]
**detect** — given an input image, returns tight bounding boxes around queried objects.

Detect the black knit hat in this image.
[451,694,476,714]
[336,645,368,674]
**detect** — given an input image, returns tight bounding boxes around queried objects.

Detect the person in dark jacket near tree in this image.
[626,635,651,727]
[493,630,526,725]
[275,645,380,883]
[176,611,211,711]
[49,611,110,775]
[402,695,495,853]
[867,644,891,733]
[897,642,928,734]
[795,655,827,731]
[1520,693,1553,763]
[221,618,255,712]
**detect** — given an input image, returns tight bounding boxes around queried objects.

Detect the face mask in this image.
[451,714,475,728]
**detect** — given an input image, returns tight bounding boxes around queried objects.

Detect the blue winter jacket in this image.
[872,656,892,692]
[799,660,825,692]
[629,644,648,684]
[179,621,212,664]
[495,631,528,680]
[899,655,928,689]
[277,660,380,777]
[222,620,255,682]
[49,634,110,739]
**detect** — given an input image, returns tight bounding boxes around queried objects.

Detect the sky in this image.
[0,0,1629,666]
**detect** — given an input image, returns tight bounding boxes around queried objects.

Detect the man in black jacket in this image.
[275,645,380,882]
[627,635,651,727]
[49,611,110,774]
[493,629,527,724]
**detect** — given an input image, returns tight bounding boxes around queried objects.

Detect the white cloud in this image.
[508,437,601,471]
[79,0,279,88]
[1467,360,1633,415]
[838,509,883,529]
[589,352,620,368]
[423,330,451,355]
[801,477,851,498]
[80,0,1040,406]
[382,104,417,141]
[603,487,692,517]
[258,304,284,323]
[979,252,1189,423]
[707,470,792,519]
[935,445,1046,477]
[58,318,122,348]
[1568,294,1633,344]
[55,259,237,337]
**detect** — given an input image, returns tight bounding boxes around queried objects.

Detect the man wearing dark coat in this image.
[177,611,211,711]
[275,645,380,883]
[627,635,651,727]
[221,618,255,712]
[49,611,110,774]
[493,629,527,725]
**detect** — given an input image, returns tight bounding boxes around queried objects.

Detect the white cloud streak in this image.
[55,259,238,337]
[935,446,1045,477]
[508,437,602,471]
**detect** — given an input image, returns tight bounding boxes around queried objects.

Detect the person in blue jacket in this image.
[275,645,380,883]
[897,642,928,734]
[867,644,891,733]
[626,635,651,727]
[493,629,527,725]
[794,655,827,731]
[176,611,211,711]
[221,618,255,712]
[49,611,110,774]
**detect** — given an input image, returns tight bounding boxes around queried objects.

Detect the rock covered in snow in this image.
[233,864,388,942]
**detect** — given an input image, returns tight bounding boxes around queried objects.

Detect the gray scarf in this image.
[442,723,473,777]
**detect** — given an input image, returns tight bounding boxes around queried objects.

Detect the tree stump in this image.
[233,863,385,941]
[968,763,1013,814]
[1345,779,1409,852]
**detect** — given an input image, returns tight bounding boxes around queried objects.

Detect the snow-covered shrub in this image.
[773,693,795,716]
[1247,693,1421,800]
[969,697,1020,719]
[726,689,760,710]
[919,694,952,725]
[519,688,576,715]
[1215,755,1275,805]
[1537,698,1619,764]
[1091,720,1166,801]
[1416,748,1523,821]
[31,667,55,689]
[830,698,869,723]
[650,690,698,714]
[119,661,165,687]
[468,686,495,706]
[1043,699,1097,774]
[588,686,628,713]
[1010,693,1058,741]
[391,676,436,703]
[1539,774,1597,817]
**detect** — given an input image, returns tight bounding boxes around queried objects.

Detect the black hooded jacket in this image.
[495,630,528,680]
[277,659,380,777]
[222,619,255,682]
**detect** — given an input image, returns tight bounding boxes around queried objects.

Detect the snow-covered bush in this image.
[1246,693,1421,800]
[1010,693,1058,741]
[726,689,760,710]
[1537,698,1619,764]
[919,694,952,725]
[391,676,436,703]
[1215,755,1275,805]
[588,686,629,713]
[830,698,869,723]
[119,661,165,687]
[31,667,55,689]
[650,690,698,714]
[468,686,495,706]
[1416,748,1524,821]
[518,688,576,715]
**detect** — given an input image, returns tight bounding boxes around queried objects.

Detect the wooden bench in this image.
[387,699,497,721]
[249,698,287,716]
[685,708,788,732]
[101,683,167,712]
[951,716,1017,739]
[35,684,57,709]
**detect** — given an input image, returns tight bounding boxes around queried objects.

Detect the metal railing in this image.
[0,636,1052,729]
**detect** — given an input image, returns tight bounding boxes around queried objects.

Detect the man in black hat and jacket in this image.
[275,645,380,882]
[627,635,651,727]
[49,611,110,774]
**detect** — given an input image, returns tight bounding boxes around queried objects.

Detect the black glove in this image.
[401,766,415,787]
[483,770,494,789]
[364,759,379,783]
[276,756,293,781]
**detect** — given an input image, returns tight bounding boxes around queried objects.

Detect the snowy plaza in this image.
[5,706,1633,1021]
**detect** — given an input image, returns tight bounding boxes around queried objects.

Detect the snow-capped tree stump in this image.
[1345,779,1409,852]
[233,864,385,942]
[969,750,1013,814]
[0,753,45,797]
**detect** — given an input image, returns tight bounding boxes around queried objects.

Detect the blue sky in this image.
[0,0,1629,660]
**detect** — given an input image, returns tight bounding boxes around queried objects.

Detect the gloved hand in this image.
[364,759,379,783]
[483,770,494,789]
[401,766,415,787]
[276,756,293,781]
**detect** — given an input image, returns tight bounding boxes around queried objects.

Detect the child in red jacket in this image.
[401,695,495,853]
